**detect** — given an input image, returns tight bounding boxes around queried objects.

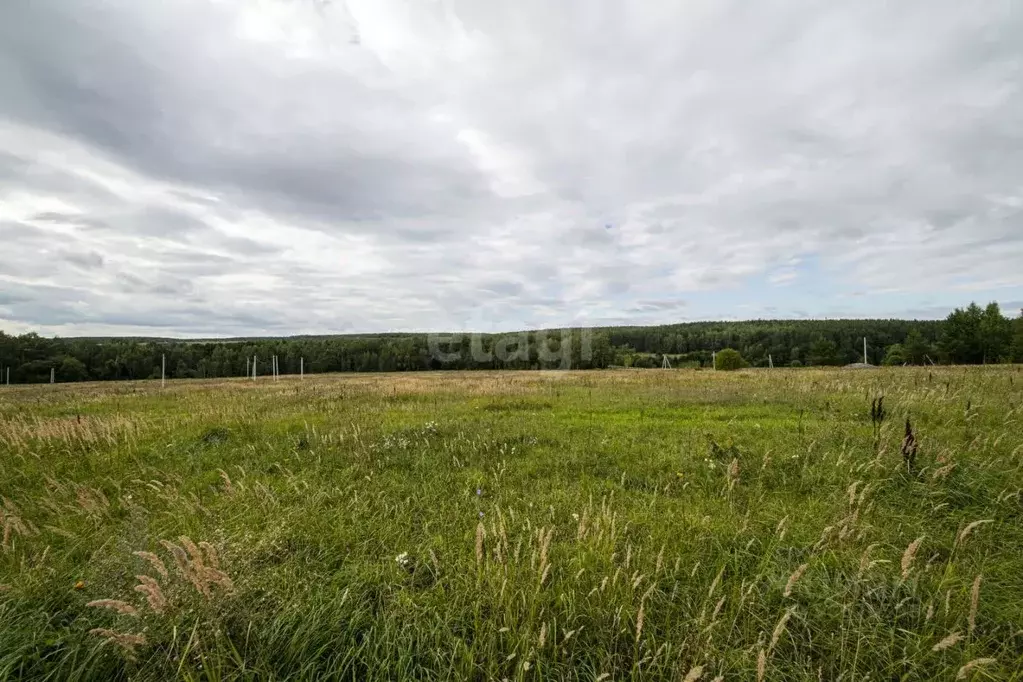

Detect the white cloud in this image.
[1,0,1022,336]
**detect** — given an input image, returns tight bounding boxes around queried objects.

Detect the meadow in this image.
[1,367,1022,680]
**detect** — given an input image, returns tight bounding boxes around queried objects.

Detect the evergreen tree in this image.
[903,329,932,365]
[882,344,906,366]
[979,302,1012,363]
[1011,309,1023,363]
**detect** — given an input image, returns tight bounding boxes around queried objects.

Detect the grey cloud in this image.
[1,0,1022,335]
[0,1,495,231]
[61,250,104,270]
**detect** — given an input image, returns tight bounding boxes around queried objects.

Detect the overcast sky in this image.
[1,0,1022,337]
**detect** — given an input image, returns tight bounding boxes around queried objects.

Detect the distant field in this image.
[1,368,1022,680]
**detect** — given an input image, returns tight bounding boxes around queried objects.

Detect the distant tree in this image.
[941,303,984,364]
[882,344,906,366]
[940,301,1012,364]
[789,359,803,368]
[59,356,88,382]
[1012,309,1023,363]
[807,337,841,366]
[979,302,1012,363]
[903,329,932,365]
[714,348,746,371]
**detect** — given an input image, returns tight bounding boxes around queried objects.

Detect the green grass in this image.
[1,368,1022,680]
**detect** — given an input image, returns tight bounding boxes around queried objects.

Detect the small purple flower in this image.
[476,488,482,497]
[478,510,485,518]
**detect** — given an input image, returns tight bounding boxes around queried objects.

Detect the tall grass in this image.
[1,367,1022,680]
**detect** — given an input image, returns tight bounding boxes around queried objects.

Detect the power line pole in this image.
[51,367,55,384]
[252,355,257,380]
[162,354,166,388]
[863,337,868,364]
[300,357,304,379]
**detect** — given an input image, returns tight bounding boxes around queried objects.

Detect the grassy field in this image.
[1,368,1022,681]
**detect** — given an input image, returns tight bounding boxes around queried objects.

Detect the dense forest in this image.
[1,302,1021,384]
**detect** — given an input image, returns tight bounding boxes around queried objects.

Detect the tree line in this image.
[1,302,1021,384]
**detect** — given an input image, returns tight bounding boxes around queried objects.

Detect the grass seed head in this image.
[969,574,982,635]
[901,536,925,580]
[132,551,169,579]
[932,632,963,652]
[86,599,138,616]
[133,575,167,614]
[956,658,996,679]
[784,563,809,597]
[683,665,704,681]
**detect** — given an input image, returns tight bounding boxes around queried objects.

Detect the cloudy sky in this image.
[1,0,1022,337]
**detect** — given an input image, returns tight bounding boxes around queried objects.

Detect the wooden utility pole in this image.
[162,354,166,388]
[300,357,304,379]
[51,367,55,384]
[863,337,868,364]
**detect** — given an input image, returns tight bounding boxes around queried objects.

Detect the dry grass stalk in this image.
[160,540,191,577]
[726,458,740,491]
[75,487,110,516]
[708,566,724,598]
[635,599,646,644]
[957,520,993,547]
[969,574,982,636]
[576,508,589,541]
[901,536,925,580]
[757,647,767,682]
[198,541,220,569]
[682,664,704,681]
[784,563,809,597]
[710,596,726,624]
[179,536,204,564]
[901,419,919,473]
[932,632,963,652]
[537,621,548,648]
[769,607,795,653]
[133,575,167,614]
[475,522,485,568]
[2,497,36,550]
[217,469,234,495]
[538,527,554,580]
[857,544,878,578]
[89,628,146,658]
[133,551,169,579]
[158,538,232,597]
[86,599,138,616]
[847,480,859,506]
[775,516,789,540]
[956,658,996,679]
